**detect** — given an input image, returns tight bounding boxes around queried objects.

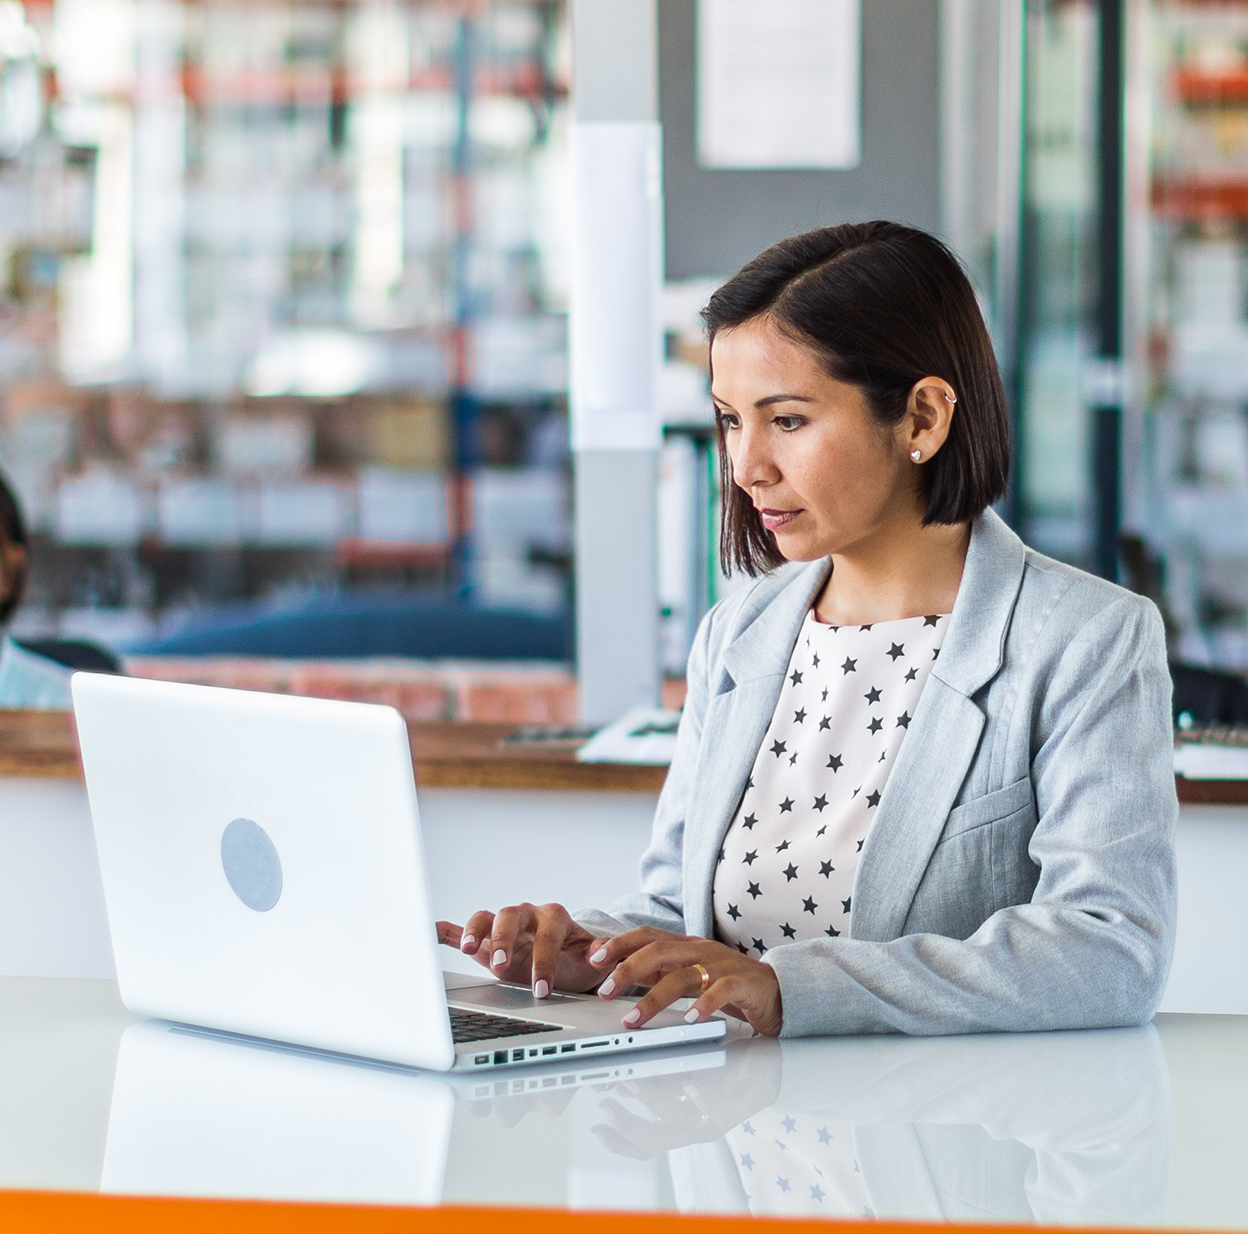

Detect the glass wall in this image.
[0,0,570,656]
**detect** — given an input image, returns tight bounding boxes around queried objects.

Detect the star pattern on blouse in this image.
[713,613,948,959]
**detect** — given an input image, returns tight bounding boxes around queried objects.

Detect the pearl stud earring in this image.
[910,449,923,462]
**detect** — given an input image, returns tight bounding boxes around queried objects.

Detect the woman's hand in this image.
[590,927,783,1036]
[436,903,604,997]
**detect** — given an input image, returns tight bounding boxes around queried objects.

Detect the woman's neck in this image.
[812,519,972,626]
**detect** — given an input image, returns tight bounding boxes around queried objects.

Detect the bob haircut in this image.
[703,221,1011,577]
[0,469,28,626]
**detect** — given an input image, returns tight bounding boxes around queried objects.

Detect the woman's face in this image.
[711,316,923,562]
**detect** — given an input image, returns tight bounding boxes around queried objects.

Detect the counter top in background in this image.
[0,710,667,793]
[5,708,1248,800]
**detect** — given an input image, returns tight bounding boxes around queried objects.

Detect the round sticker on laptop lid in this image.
[220,818,283,912]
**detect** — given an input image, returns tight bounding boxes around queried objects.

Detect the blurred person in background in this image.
[0,470,71,708]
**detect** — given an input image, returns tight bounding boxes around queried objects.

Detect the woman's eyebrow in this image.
[755,393,815,408]
[711,392,815,411]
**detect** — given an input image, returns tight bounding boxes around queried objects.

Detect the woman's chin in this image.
[770,530,829,563]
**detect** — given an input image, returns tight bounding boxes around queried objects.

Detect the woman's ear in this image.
[0,540,27,605]
[901,377,957,462]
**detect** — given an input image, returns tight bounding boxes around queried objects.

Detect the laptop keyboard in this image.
[449,1007,561,1044]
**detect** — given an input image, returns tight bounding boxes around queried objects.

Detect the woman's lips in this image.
[758,508,802,531]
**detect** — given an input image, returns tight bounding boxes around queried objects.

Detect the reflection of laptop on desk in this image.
[102,1018,727,1205]
[72,675,725,1074]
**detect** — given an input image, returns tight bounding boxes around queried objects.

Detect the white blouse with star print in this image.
[713,609,950,958]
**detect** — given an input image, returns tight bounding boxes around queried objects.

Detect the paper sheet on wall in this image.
[1174,743,1248,780]
[576,707,680,765]
[697,0,861,171]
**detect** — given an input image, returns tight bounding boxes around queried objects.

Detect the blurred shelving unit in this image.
[0,0,573,658]
[1137,0,1248,667]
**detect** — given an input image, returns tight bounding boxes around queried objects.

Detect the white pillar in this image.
[570,0,662,725]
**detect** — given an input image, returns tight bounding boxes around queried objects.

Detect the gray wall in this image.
[659,0,941,281]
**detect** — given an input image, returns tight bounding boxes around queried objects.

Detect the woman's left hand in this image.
[590,928,783,1037]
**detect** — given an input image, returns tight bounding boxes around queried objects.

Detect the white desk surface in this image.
[5,976,1248,1228]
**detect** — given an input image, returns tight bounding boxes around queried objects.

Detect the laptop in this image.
[71,673,726,1073]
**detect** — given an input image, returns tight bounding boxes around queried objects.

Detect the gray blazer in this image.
[579,509,1178,1036]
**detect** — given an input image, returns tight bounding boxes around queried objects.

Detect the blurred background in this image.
[0,0,1247,717]
[0,0,576,674]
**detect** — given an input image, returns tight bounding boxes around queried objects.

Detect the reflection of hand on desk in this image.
[589,1038,780,1160]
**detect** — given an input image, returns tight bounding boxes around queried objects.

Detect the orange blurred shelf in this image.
[1174,66,1248,105]
[1152,176,1248,219]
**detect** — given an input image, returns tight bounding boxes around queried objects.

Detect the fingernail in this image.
[492,949,507,967]
[589,948,607,965]
[598,976,615,997]
[534,979,549,999]
[683,1008,700,1023]
[461,934,475,951]
[622,1008,641,1025]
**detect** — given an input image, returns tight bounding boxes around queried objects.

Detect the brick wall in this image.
[124,658,690,721]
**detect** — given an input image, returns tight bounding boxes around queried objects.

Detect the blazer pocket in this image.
[938,776,1034,844]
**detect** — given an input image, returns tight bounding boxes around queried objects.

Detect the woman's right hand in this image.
[436,903,605,998]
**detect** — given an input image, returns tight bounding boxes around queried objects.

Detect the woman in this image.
[0,469,72,708]
[438,221,1177,1037]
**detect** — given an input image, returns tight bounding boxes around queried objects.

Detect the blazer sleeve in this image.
[764,594,1179,1036]
[572,599,723,938]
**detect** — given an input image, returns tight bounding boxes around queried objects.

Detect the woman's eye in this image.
[717,412,739,430]
[774,416,804,432]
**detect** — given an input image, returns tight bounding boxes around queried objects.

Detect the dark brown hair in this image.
[0,469,28,626]
[703,221,1011,576]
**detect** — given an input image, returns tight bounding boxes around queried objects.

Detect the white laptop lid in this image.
[72,673,455,1071]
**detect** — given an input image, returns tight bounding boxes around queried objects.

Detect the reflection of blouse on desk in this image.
[665,1027,1170,1223]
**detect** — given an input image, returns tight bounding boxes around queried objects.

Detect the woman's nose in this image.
[732,426,776,490]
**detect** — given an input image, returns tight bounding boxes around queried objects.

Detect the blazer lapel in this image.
[849,680,986,941]
[850,509,1028,943]
[682,559,830,937]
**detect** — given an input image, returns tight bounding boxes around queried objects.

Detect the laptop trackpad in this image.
[444,976,583,1012]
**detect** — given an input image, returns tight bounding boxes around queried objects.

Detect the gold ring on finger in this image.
[691,962,710,995]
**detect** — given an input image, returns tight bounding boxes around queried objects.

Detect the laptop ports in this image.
[511,1048,525,1062]
[494,1050,508,1065]
[474,1054,490,1065]
[542,1045,557,1055]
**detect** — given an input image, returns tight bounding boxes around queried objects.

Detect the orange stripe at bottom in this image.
[0,1193,1176,1234]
